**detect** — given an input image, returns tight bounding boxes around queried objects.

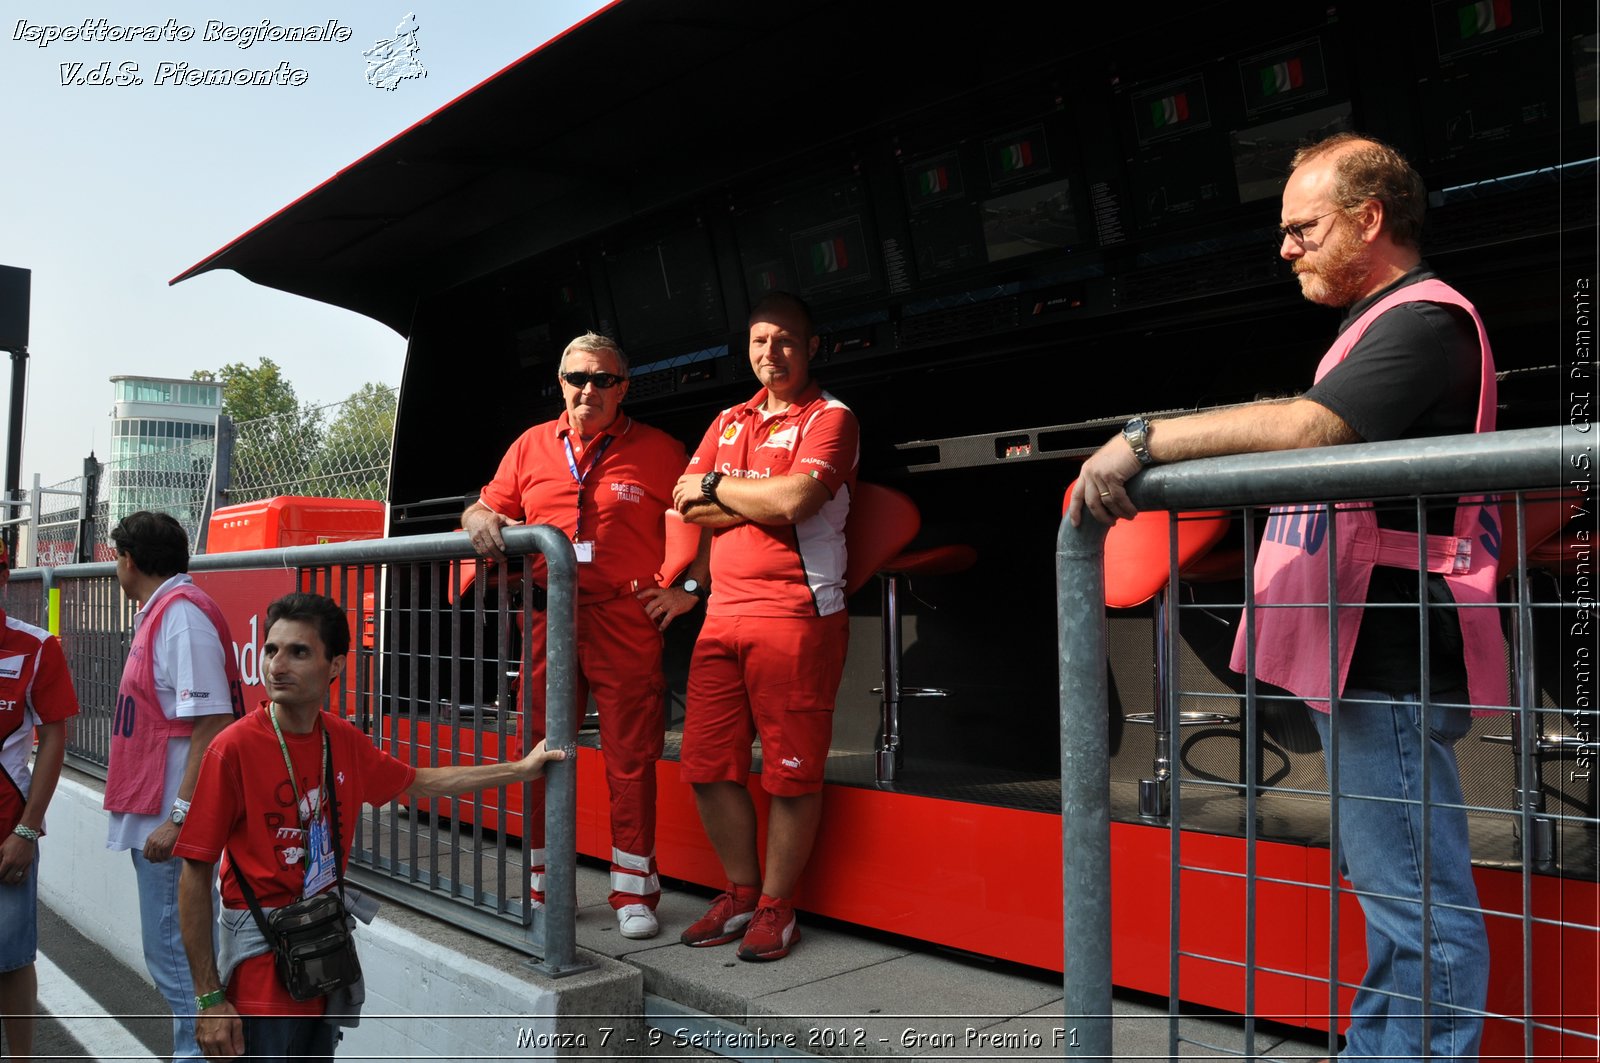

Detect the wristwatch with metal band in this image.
[1122,417,1155,467]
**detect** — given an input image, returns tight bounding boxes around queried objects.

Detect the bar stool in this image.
[1481,491,1576,869]
[840,484,947,786]
[1066,481,1233,819]
[867,544,978,783]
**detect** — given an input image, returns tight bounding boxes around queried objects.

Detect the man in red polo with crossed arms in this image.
[672,291,859,962]
[1070,133,1498,1060]
[464,331,692,941]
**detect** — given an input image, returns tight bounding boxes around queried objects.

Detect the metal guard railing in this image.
[1057,423,1592,1059]
[13,525,586,976]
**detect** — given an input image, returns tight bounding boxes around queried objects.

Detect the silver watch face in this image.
[171,808,186,825]
[683,579,701,594]
[1123,418,1151,462]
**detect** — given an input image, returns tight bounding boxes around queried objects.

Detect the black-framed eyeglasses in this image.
[1276,209,1343,245]
[561,371,625,390]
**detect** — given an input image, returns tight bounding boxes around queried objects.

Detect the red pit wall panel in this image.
[387,729,1600,1049]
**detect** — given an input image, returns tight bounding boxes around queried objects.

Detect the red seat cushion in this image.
[661,508,702,586]
[1064,479,1229,609]
[844,483,922,597]
[882,544,977,578]
[1499,490,1574,580]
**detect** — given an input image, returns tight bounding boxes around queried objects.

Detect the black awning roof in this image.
[169,0,868,332]
[171,0,1204,334]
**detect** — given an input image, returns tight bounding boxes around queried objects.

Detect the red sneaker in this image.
[736,897,799,961]
[680,884,759,947]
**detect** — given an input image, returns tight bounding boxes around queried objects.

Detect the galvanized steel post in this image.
[1057,511,1111,1059]
[509,524,586,976]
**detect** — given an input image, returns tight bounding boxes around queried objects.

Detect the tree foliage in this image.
[195,358,301,424]
[314,382,397,499]
[190,360,397,502]
[194,358,321,500]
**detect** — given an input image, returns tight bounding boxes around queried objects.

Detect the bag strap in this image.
[324,734,347,907]
[228,851,278,946]
[225,728,347,944]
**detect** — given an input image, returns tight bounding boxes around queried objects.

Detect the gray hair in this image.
[558,332,629,376]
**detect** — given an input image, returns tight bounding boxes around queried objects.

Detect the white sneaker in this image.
[617,903,659,940]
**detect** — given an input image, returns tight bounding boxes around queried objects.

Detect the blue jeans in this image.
[0,847,40,972]
[1312,691,1489,1062]
[133,851,216,1062]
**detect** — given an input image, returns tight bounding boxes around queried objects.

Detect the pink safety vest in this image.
[1228,279,1508,714]
[104,583,244,815]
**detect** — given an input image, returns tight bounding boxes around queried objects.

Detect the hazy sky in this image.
[0,1,602,486]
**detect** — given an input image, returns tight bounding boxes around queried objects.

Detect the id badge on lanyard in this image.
[565,433,613,565]
[302,805,338,897]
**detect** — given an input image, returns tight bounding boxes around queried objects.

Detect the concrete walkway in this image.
[568,864,1336,1061]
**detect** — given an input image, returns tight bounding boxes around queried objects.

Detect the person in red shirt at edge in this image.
[462,332,695,942]
[0,538,80,1063]
[671,291,860,961]
[175,593,563,1062]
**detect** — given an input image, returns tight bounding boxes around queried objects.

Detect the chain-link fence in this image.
[12,386,396,564]
[34,470,103,565]
[226,386,396,505]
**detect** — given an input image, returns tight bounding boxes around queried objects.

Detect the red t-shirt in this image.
[477,412,686,598]
[0,610,80,837]
[175,705,415,1016]
[686,385,859,617]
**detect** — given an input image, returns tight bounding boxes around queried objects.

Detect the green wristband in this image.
[196,989,226,1011]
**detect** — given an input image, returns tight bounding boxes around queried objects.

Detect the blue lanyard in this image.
[562,432,614,539]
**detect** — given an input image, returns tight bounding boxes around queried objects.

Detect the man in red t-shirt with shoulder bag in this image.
[176,593,563,1062]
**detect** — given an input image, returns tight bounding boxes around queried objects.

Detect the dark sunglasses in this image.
[561,371,625,390]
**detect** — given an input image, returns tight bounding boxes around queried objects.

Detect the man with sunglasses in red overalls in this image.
[463,332,691,941]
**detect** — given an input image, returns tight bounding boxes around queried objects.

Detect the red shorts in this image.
[680,612,850,796]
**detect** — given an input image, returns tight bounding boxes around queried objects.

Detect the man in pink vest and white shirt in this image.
[104,512,243,1061]
[1070,134,1497,1060]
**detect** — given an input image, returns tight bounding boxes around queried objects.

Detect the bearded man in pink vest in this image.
[104,511,244,1062]
[1070,133,1498,1061]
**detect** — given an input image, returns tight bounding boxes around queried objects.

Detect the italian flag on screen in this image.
[919,165,949,194]
[1459,0,1512,37]
[811,238,849,274]
[998,141,1034,171]
[1260,58,1303,96]
[1150,93,1189,128]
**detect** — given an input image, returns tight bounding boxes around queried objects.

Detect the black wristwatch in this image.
[681,578,708,601]
[1122,417,1155,467]
[700,471,724,503]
